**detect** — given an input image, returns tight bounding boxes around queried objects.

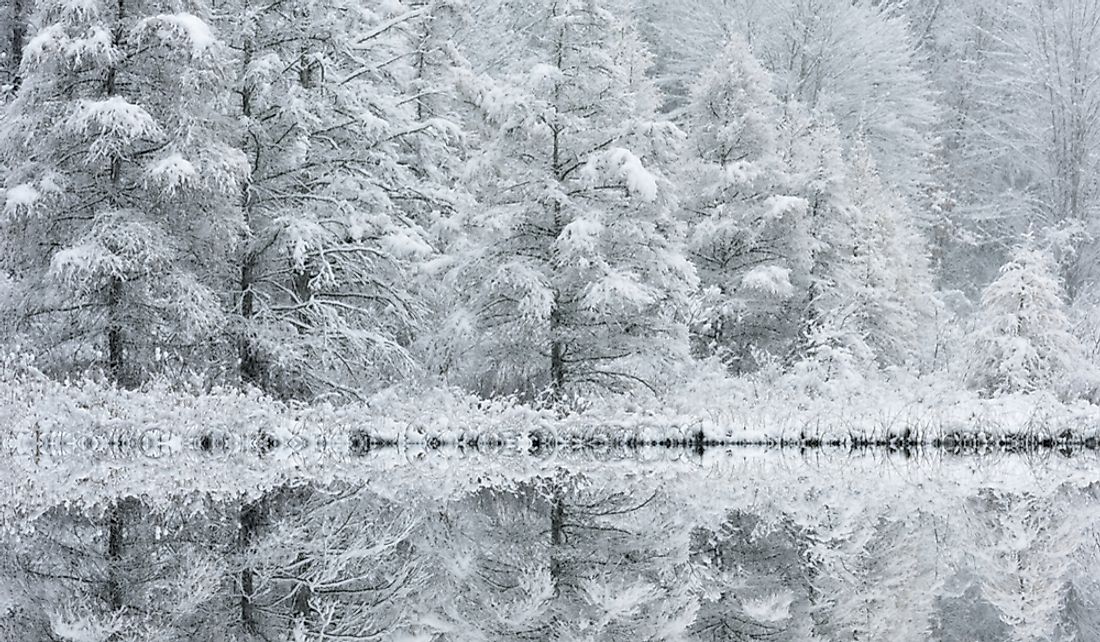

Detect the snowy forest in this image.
[10,2,1100,640]
[5,0,1100,419]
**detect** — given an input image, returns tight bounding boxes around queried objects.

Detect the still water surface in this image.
[0,444,1097,641]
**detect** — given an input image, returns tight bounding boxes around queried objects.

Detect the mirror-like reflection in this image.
[2,449,1099,641]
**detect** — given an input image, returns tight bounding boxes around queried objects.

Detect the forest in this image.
[2,0,1100,429]
[9,2,1100,640]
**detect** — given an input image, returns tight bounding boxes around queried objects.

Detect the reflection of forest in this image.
[1,455,1099,641]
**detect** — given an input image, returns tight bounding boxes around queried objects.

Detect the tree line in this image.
[1,0,1097,402]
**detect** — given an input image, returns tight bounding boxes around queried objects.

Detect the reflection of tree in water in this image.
[237,483,424,641]
[0,495,238,640]
[2,464,1100,641]
[421,471,697,640]
[690,510,814,641]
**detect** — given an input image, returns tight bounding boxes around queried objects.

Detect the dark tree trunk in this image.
[105,501,125,612]
[9,0,25,89]
[550,307,566,398]
[107,276,125,386]
[239,499,263,633]
[549,485,565,594]
[239,258,261,386]
[237,39,263,389]
[103,0,126,387]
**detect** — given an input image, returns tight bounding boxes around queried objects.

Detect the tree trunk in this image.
[550,304,566,397]
[547,8,567,400]
[9,0,25,89]
[107,276,125,385]
[238,37,262,388]
[239,499,263,633]
[549,485,565,595]
[104,0,126,387]
[105,501,125,612]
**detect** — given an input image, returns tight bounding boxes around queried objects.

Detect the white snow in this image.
[23,26,64,63]
[741,264,794,298]
[49,611,122,642]
[741,592,794,623]
[763,194,809,220]
[136,13,218,57]
[381,229,433,258]
[583,271,657,310]
[557,217,603,255]
[147,154,198,193]
[68,97,161,145]
[3,184,39,216]
[608,148,659,202]
[527,63,562,90]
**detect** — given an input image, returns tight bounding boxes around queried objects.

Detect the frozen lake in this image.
[1,446,1097,640]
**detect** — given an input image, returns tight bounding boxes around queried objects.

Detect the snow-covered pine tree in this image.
[0,0,245,386]
[842,142,938,369]
[415,473,699,641]
[967,241,1089,397]
[680,34,809,373]
[449,0,697,399]
[777,109,875,375]
[227,0,462,398]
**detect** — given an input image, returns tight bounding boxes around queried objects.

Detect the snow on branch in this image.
[582,148,660,202]
[132,13,218,58]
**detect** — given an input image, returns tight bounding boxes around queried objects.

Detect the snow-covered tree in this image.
[3,497,234,641]
[680,35,809,372]
[226,0,463,398]
[967,242,1090,397]
[1,0,245,386]
[919,0,1100,296]
[445,0,697,398]
[780,110,874,374]
[414,473,699,641]
[809,509,943,641]
[240,485,426,640]
[842,143,938,369]
[689,511,814,641]
[642,0,939,200]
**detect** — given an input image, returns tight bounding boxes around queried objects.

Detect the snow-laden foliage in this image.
[968,244,1095,398]
[439,0,697,399]
[222,0,468,399]
[918,0,1100,296]
[0,0,243,387]
[0,0,1097,405]
[680,35,807,372]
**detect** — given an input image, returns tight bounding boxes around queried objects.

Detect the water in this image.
[1,444,1097,641]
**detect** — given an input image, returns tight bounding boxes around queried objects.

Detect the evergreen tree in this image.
[681,35,808,372]
[780,109,873,374]
[226,0,462,398]
[446,0,697,399]
[1,0,245,385]
[967,241,1089,396]
[842,142,938,369]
